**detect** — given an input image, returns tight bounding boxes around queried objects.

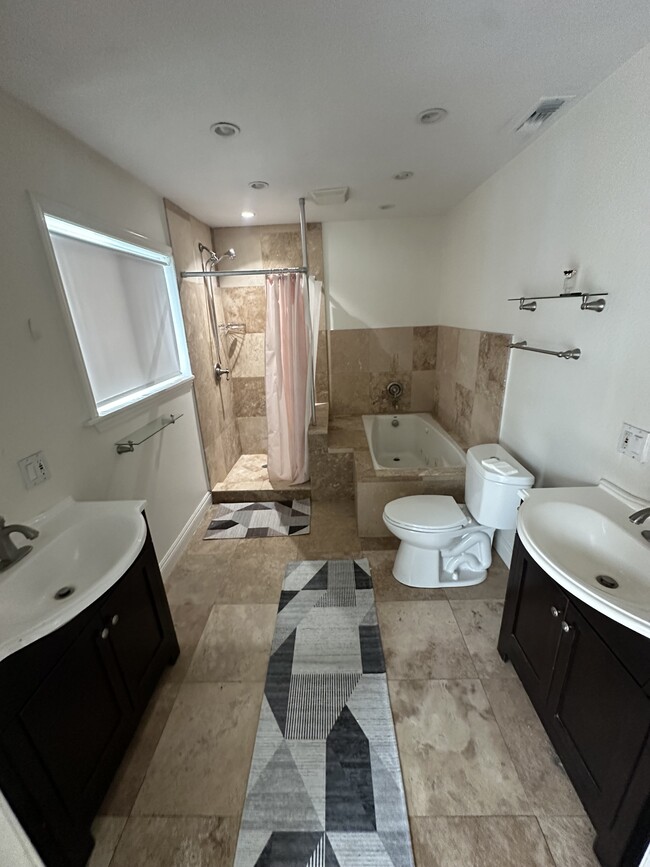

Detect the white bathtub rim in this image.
[361,412,466,472]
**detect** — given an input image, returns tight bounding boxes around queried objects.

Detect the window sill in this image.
[85,375,195,433]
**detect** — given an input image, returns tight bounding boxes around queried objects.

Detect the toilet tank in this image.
[465,444,534,530]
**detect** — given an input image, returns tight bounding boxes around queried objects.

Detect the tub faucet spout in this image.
[387,381,403,412]
[0,517,39,572]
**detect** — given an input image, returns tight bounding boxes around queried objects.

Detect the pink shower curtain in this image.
[265,273,310,484]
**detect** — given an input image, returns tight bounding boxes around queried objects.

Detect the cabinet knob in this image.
[561,621,572,633]
[100,627,110,640]
[550,606,560,618]
[111,614,119,626]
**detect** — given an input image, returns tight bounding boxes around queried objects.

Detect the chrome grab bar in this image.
[508,340,581,360]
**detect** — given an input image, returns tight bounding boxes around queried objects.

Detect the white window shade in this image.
[42,212,191,420]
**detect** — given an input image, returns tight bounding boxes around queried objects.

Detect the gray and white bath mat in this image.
[234,558,415,867]
[204,499,311,539]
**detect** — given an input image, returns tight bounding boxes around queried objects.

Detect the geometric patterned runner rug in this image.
[203,499,311,539]
[234,558,415,867]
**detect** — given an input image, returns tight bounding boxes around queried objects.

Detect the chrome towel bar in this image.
[508,340,581,360]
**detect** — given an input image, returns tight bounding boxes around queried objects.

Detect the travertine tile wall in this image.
[329,325,511,447]
[434,326,512,447]
[329,326,438,416]
[213,223,328,456]
[165,200,242,487]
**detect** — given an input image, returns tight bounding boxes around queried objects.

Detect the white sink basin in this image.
[0,498,146,662]
[518,481,650,638]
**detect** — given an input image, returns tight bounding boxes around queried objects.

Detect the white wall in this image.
[323,218,441,329]
[0,89,208,560]
[438,45,650,497]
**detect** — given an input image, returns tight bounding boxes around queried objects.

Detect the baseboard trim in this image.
[160,491,211,581]
[494,529,514,569]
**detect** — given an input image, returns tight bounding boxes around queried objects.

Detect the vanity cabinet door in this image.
[498,538,568,713]
[547,602,650,830]
[3,614,133,825]
[100,539,175,712]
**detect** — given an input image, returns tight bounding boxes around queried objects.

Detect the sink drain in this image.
[596,575,618,590]
[54,586,75,600]
[393,457,401,462]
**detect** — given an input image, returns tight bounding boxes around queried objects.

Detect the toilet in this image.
[382,443,534,588]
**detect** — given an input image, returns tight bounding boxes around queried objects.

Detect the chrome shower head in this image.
[216,248,236,263]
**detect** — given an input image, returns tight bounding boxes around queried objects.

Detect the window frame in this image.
[31,195,193,426]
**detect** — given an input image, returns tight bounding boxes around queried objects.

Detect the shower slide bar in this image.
[508,340,581,360]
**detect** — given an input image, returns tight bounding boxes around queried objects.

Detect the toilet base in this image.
[392,536,491,588]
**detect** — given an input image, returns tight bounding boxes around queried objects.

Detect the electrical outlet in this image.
[18,451,51,488]
[617,423,650,463]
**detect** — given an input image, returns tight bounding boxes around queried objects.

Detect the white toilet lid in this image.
[383,496,467,531]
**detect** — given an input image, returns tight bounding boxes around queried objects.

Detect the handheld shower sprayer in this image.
[198,243,236,266]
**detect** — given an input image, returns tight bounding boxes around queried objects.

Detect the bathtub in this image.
[362,413,466,472]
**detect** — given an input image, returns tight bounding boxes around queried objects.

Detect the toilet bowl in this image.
[382,444,534,588]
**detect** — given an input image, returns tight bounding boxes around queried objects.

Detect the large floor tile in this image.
[133,682,263,817]
[206,552,285,604]
[100,682,180,816]
[449,600,515,679]
[165,602,213,683]
[483,678,585,818]
[389,679,531,817]
[88,816,127,867]
[377,601,477,679]
[187,604,277,682]
[365,550,447,602]
[165,548,237,607]
[538,817,600,866]
[411,816,556,867]
[110,816,239,867]
[444,556,510,601]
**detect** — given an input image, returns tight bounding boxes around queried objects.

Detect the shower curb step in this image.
[211,486,311,504]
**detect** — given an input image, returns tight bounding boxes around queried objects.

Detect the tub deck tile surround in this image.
[346,417,466,537]
[94,501,595,867]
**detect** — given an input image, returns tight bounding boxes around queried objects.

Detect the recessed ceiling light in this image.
[241,210,256,219]
[211,121,241,138]
[248,181,269,190]
[417,108,448,125]
[393,171,414,181]
[379,204,395,210]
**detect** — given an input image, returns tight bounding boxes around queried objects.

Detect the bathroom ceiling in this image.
[1,0,648,227]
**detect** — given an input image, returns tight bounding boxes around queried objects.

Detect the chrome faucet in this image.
[628,507,650,525]
[0,516,39,572]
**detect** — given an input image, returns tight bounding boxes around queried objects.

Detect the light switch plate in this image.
[617,423,650,463]
[18,451,51,488]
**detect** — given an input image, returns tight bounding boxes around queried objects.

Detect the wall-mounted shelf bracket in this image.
[508,292,607,312]
[115,414,183,454]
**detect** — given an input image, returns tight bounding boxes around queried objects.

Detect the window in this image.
[37,206,191,422]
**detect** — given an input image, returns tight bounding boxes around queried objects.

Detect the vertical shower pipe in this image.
[299,197,316,425]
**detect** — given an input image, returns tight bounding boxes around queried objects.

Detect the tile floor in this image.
[92,500,599,867]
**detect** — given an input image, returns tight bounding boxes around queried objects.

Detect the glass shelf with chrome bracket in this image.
[115,414,184,454]
[507,292,608,312]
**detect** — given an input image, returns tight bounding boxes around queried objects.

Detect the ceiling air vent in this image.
[516,97,573,133]
[310,187,349,206]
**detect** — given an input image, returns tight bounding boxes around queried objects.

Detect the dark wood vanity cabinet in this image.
[0,525,179,867]
[499,535,650,867]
